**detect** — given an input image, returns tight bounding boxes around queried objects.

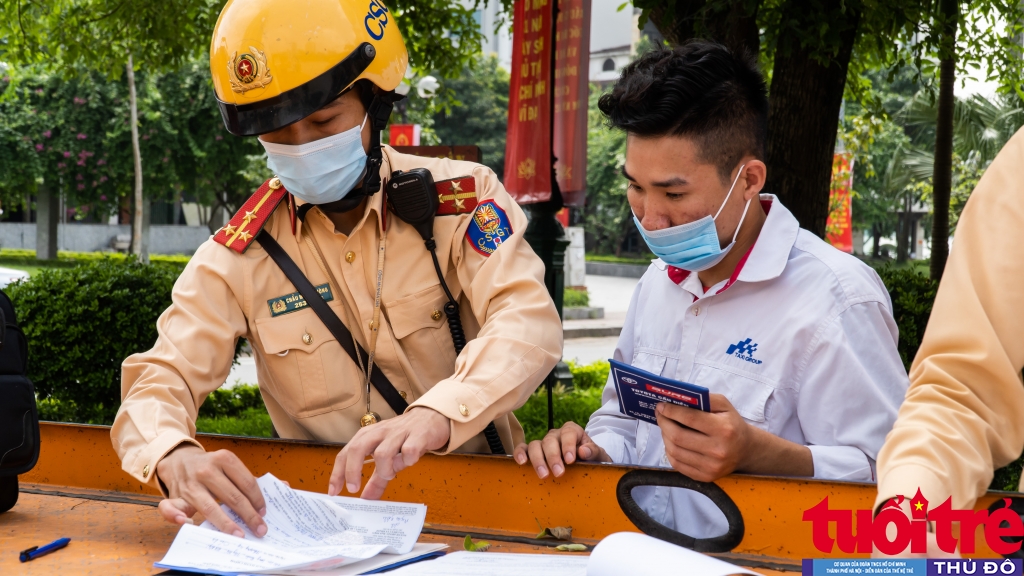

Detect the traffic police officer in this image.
[110,0,562,538]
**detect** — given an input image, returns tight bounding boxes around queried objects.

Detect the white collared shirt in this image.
[587,195,908,538]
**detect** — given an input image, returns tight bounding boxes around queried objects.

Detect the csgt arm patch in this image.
[466,200,513,256]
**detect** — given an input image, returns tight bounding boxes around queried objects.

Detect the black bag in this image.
[0,289,39,513]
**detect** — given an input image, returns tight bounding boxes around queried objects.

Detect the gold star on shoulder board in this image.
[242,210,257,225]
[238,230,253,242]
[450,180,463,194]
[222,224,237,236]
[454,197,466,212]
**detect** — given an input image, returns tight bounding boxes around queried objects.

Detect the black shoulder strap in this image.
[257,230,409,416]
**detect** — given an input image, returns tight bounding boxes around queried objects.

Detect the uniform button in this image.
[142,464,150,479]
[345,251,356,263]
[302,332,313,345]
[431,309,443,321]
[693,307,701,316]
[459,404,469,417]
[399,391,408,400]
[368,320,378,331]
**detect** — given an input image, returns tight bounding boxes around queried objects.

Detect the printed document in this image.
[155,474,428,575]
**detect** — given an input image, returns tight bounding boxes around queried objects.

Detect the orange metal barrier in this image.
[12,422,1018,570]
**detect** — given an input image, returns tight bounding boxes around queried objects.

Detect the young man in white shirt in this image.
[514,41,909,538]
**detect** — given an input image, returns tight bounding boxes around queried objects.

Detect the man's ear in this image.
[741,159,767,201]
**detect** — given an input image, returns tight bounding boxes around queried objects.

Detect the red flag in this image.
[504,0,553,203]
[553,0,591,206]
[827,153,854,253]
[389,124,420,147]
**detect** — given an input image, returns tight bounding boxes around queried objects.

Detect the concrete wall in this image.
[0,223,211,255]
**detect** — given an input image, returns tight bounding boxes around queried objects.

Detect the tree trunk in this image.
[896,194,910,263]
[647,0,760,57]
[871,222,881,258]
[930,0,958,281]
[127,55,148,263]
[765,2,861,237]
[35,181,58,261]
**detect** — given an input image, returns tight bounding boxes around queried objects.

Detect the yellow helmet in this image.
[210,0,409,136]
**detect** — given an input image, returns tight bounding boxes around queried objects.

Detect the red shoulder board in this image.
[213,177,288,254]
[435,176,478,216]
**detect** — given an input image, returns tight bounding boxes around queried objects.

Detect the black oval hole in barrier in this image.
[616,469,745,553]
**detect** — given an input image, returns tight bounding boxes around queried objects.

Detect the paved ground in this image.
[225,274,641,387]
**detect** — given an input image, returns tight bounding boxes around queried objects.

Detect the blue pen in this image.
[19,537,70,562]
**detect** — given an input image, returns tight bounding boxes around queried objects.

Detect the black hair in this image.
[598,40,768,182]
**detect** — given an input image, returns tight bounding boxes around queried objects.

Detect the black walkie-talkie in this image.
[387,169,506,455]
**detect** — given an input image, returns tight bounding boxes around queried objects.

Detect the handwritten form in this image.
[155,474,427,575]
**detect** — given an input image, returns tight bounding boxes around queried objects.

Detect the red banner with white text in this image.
[552,0,591,206]
[826,153,854,253]
[504,0,553,203]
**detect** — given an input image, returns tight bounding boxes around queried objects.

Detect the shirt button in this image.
[431,309,443,321]
[302,332,313,345]
[345,251,356,263]
[459,404,469,417]
[142,464,150,479]
[693,307,701,316]
[399,391,408,400]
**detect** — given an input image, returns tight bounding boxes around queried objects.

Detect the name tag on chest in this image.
[267,283,333,317]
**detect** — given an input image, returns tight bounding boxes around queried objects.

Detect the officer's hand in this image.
[329,407,450,500]
[155,444,267,538]
[513,421,611,479]
[655,394,754,483]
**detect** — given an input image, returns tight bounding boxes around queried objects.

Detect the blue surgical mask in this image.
[259,114,368,205]
[634,164,751,272]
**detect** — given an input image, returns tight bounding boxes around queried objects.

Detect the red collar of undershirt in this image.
[666,199,771,296]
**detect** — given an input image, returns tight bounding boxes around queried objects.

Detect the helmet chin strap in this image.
[315,91,402,215]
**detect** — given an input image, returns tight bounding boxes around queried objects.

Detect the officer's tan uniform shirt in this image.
[875,127,1024,511]
[112,147,563,489]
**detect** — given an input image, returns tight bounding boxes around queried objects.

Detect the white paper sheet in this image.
[386,551,589,576]
[155,474,427,575]
[282,543,448,576]
[587,532,758,576]
[155,523,385,575]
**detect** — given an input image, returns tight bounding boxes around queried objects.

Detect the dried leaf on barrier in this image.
[535,526,573,540]
[463,534,491,552]
[555,543,589,552]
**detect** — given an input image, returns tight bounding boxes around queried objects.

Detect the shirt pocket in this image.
[692,363,775,425]
[255,305,359,418]
[384,284,457,380]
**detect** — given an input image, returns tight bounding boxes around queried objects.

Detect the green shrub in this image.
[567,359,610,389]
[875,264,938,372]
[199,384,267,418]
[514,360,611,442]
[585,253,654,265]
[0,248,190,272]
[196,407,274,437]
[8,257,181,423]
[515,385,605,443]
[563,288,590,308]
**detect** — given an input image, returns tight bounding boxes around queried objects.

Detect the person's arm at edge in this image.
[875,127,1024,511]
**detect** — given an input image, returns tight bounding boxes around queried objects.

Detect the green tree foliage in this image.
[583,85,630,255]
[0,61,264,226]
[411,55,511,177]
[6,258,183,423]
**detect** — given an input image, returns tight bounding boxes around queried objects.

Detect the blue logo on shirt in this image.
[726,338,763,365]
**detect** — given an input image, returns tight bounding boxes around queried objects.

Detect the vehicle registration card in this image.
[610,359,711,423]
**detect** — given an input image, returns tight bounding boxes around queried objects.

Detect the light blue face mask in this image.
[259,114,368,205]
[633,164,751,272]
